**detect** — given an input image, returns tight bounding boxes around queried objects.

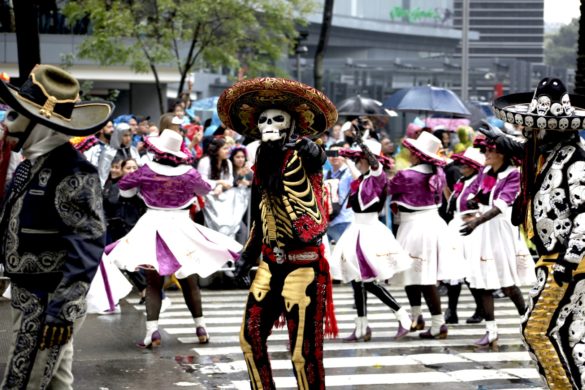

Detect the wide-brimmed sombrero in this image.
[339,139,394,170]
[451,147,485,171]
[144,129,193,165]
[0,64,114,136]
[217,77,338,139]
[493,77,585,131]
[402,131,446,167]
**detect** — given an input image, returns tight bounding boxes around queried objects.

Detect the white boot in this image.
[475,320,498,347]
[194,316,209,344]
[344,317,371,342]
[395,308,411,330]
[139,320,161,348]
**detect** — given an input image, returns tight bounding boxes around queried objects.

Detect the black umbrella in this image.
[336,95,389,117]
[383,86,471,117]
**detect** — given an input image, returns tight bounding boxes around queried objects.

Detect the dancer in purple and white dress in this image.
[460,134,535,348]
[108,129,242,348]
[443,147,485,325]
[389,131,465,339]
[330,138,411,342]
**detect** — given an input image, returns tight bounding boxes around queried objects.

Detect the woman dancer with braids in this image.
[108,129,242,348]
[330,132,411,341]
[389,131,464,339]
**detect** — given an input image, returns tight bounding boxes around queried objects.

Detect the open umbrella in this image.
[384,86,471,117]
[336,95,389,117]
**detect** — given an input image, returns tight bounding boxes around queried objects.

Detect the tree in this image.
[544,18,578,68]
[63,0,315,114]
[575,0,585,94]
[313,0,334,91]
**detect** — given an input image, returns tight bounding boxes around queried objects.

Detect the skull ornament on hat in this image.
[493,77,585,131]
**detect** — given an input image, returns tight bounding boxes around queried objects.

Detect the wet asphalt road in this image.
[0,284,545,389]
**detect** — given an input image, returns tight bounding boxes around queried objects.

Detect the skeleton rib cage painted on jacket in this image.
[247,148,328,253]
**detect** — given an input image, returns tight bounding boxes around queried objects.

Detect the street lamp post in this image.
[293,30,309,82]
[461,0,470,102]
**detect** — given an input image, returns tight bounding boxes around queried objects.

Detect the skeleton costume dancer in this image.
[484,78,585,389]
[0,65,113,389]
[219,77,338,390]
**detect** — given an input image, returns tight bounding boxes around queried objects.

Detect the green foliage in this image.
[62,0,315,80]
[545,18,578,67]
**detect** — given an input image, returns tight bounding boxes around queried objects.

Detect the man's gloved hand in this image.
[233,254,255,288]
[477,119,505,140]
[477,120,525,156]
[295,138,322,159]
[39,316,73,350]
[552,258,578,287]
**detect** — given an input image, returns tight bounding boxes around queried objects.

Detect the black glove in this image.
[459,207,501,236]
[466,198,479,210]
[553,258,578,287]
[296,138,321,158]
[233,254,255,288]
[477,120,524,156]
[39,316,73,350]
[295,137,326,168]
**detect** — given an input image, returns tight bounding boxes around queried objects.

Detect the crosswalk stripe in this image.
[230,368,540,388]
[198,352,532,374]
[125,284,541,388]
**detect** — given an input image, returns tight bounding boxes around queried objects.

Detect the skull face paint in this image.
[258,109,291,143]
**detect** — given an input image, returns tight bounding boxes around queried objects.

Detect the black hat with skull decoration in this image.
[493,77,585,131]
[217,77,338,143]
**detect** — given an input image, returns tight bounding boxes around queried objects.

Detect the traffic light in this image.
[293,30,309,55]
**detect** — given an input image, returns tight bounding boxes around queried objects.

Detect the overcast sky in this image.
[544,0,580,24]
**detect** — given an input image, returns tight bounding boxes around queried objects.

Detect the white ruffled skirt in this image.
[108,208,242,279]
[86,257,134,314]
[393,209,466,286]
[329,212,411,283]
[446,212,483,284]
[467,213,535,290]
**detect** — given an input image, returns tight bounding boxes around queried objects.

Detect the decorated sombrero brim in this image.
[493,92,585,131]
[401,132,446,167]
[451,147,484,171]
[338,146,394,170]
[217,77,338,139]
[0,65,114,136]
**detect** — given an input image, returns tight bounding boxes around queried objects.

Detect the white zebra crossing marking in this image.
[127,285,542,388]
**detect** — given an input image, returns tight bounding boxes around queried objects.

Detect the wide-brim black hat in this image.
[217,77,338,139]
[0,64,114,136]
[493,78,585,131]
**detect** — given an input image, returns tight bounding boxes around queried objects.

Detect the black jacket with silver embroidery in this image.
[0,142,106,322]
[531,140,585,265]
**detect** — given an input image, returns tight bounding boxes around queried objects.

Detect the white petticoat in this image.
[392,209,466,286]
[467,213,535,289]
[329,212,411,283]
[86,257,133,314]
[109,208,242,279]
